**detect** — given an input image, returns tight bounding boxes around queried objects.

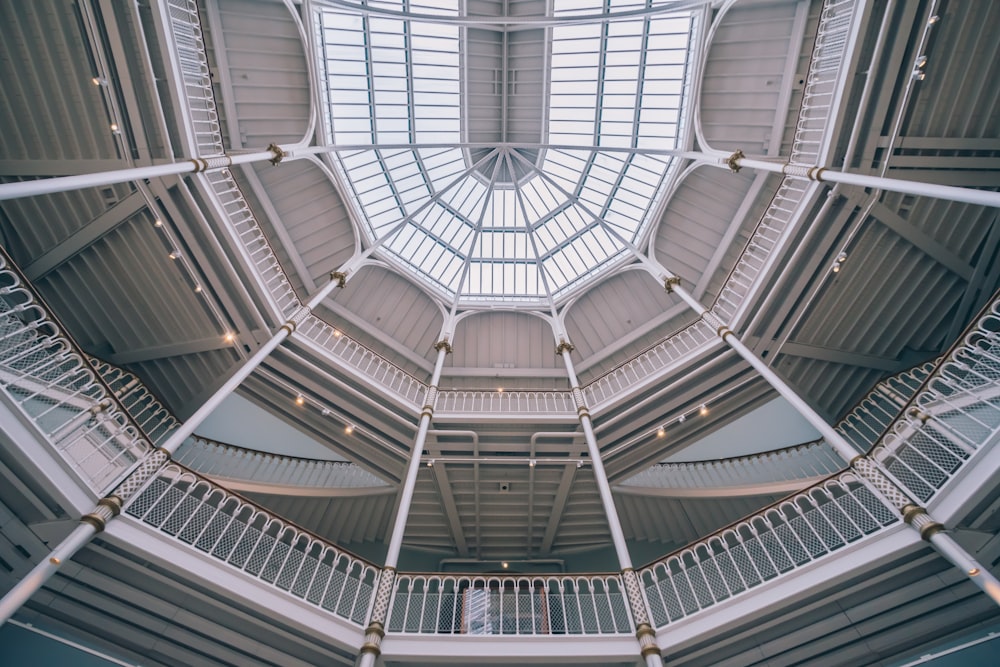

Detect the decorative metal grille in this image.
[123,465,379,626]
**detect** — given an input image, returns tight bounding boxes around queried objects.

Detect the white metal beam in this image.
[23,190,147,281]
[869,200,975,281]
[779,341,902,372]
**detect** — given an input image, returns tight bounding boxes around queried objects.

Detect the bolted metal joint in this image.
[725,149,745,173]
[555,339,575,355]
[907,407,931,424]
[267,143,286,165]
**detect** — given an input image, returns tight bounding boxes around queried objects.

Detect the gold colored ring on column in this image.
[920,521,945,540]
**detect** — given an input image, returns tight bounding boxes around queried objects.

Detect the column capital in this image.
[663,276,681,293]
[330,270,348,288]
[555,339,575,355]
[434,338,453,354]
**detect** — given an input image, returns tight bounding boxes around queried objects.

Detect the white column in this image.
[669,281,1000,607]
[0,524,95,625]
[557,342,665,667]
[356,340,450,667]
[0,148,284,201]
[722,152,1000,209]
[0,275,346,626]
[384,342,450,567]
[558,345,632,569]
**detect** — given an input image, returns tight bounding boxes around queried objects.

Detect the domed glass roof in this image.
[316,0,697,305]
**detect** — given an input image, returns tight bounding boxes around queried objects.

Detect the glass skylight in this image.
[315,0,696,305]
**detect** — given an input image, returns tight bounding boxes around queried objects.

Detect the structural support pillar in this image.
[356,339,451,667]
[0,274,347,626]
[717,150,1000,209]
[3,144,999,210]
[556,340,665,667]
[666,279,1000,605]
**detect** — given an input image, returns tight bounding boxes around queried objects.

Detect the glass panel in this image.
[315,1,696,302]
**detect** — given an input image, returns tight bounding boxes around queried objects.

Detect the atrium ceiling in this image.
[0,0,998,567]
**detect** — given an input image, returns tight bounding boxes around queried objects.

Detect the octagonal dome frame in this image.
[312,0,702,308]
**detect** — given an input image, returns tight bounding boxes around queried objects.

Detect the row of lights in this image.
[911,14,940,80]
[91,76,122,134]
[426,458,585,469]
[655,403,709,439]
[92,71,239,351]
[294,392,356,435]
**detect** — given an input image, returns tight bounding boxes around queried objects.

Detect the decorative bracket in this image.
[267,143,286,166]
[725,149,745,173]
[330,271,347,288]
[434,339,453,354]
[555,339,575,355]
[663,276,681,293]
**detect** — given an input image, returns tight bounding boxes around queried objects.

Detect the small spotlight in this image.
[333,329,342,338]
[193,284,202,293]
[427,459,434,467]
[657,426,666,438]
[678,414,686,423]
[223,332,235,343]
[928,14,939,24]
[836,253,847,263]
[321,408,331,416]
[501,561,509,569]
[699,404,709,416]
[529,459,536,468]
[295,394,305,406]
[576,460,583,468]
[153,218,163,227]
[168,250,180,260]
[91,76,104,86]
[916,55,927,68]
[969,567,980,576]
[109,123,120,133]
[912,69,926,81]
[497,387,504,393]
[832,263,841,273]
[345,424,354,435]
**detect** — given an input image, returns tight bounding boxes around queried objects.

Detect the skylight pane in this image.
[317,1,696,302]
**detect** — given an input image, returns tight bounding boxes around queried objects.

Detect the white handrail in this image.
[871,305,1000,503]
[388,573,633,636]
[638,472,898,626]
[0,257,150,494]
[122,463,380,626]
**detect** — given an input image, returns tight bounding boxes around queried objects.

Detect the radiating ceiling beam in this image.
[869,201,974,281]
[23,190,147,281]
[779,341,902,372]
[879,136,1000,151]
[0,159,126,176]
[425,450,469,557]
[540,456,580,554]
[318,299,434,374]
[105,333,255,365]
[882,169,1000,187]
[945,213,1000,344]
[763,0,809,157]
[238,165,319,293]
